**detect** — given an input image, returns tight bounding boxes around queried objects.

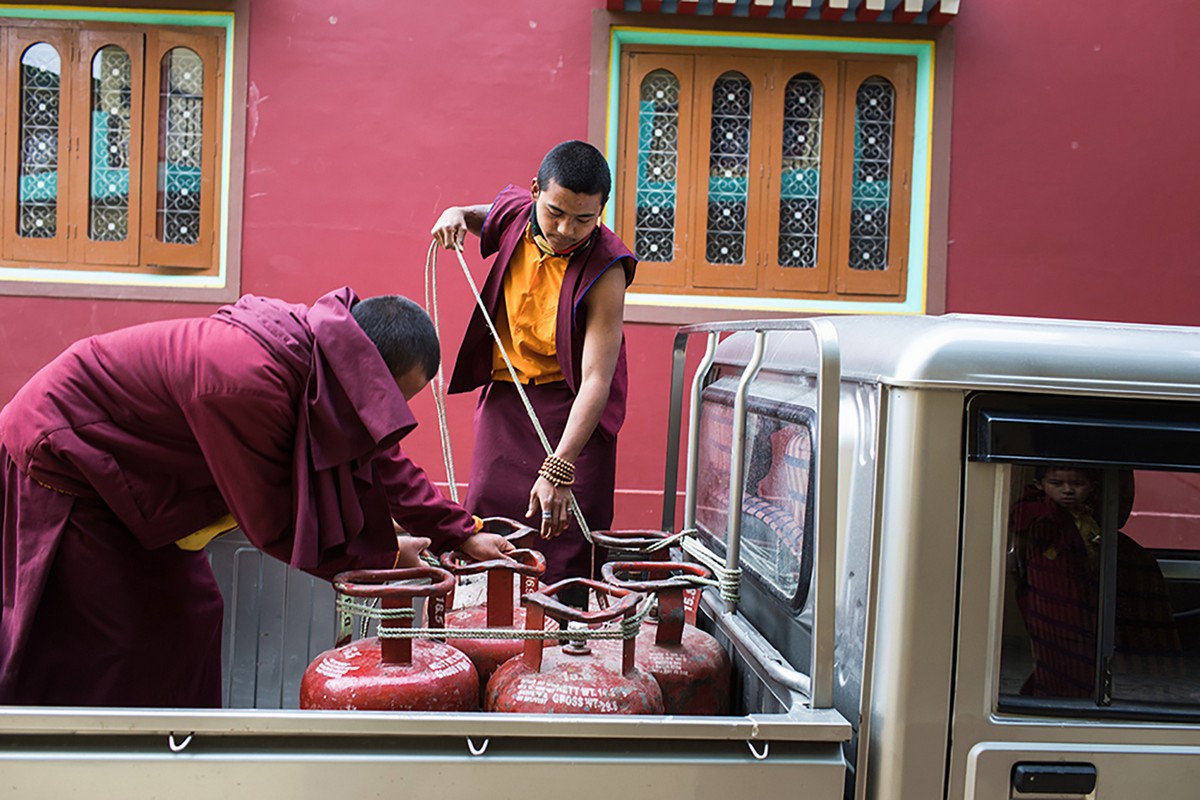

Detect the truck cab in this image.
[2,313,1198,799]
[684,314,1200,800]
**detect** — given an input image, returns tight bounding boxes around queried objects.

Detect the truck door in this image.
[948,393,1200,800]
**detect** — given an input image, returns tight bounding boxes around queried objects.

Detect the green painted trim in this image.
[0,5,232,28]
[0,5,235,289]
[615,26,931,57]
[628,291,913,316]
[0,266,225,288]
[218,15,235,284]
[604,32,622,230]
[605,26,935,315]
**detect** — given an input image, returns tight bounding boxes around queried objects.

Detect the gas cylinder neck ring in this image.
[563,641,592,656]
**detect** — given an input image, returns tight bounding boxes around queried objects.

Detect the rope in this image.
[424,241,591,541]
[425,241,460,503]
[336,589,654,643]
[677,529,742,605]
[377,622,640,642]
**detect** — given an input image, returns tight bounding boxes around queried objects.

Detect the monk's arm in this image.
[527,263,627,536]
[555,264,626,462]
[376,447,515,562]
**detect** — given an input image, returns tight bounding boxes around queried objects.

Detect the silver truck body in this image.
[3,313,1198,798]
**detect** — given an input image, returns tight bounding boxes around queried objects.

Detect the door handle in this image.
[1012,763,1097,795]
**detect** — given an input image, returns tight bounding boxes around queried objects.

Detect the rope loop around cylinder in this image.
[337,587,655,643]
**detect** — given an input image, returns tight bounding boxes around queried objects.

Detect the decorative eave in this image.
[606,0,961,25]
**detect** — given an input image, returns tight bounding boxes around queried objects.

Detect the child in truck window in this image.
[1009,466,1182,699]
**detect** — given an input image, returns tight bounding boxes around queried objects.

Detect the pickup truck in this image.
[2,314,1197,799]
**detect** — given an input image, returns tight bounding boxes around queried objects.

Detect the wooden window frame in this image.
[72,29,146,269]
[140,28,222,272]
[0,4,246,303]
[589,13,953,324]
[2,26,75,265]
[615,44,917,304]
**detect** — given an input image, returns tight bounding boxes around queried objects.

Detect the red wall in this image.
[946,0,1199,324]
[1,0,1197,531]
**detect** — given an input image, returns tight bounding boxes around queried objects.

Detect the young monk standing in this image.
[431,141,637,594]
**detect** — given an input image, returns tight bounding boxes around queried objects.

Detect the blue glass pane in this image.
[705,72,751,266]
[17,43,61,239]
[849,77,895,272]
[634,71,680,263]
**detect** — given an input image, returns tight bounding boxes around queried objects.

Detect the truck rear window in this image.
[694,384,815,609]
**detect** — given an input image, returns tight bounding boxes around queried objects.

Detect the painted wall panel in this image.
[946,0,1199,324]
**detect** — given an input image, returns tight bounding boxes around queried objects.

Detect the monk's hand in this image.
[431,207,467,250]
[394,535,432,569]
[527,476,570,539]
[458,532,516,563]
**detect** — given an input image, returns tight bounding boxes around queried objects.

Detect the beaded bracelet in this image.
[537,454,576,487]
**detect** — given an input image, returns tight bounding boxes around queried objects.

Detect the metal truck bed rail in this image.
[663,319,839,709]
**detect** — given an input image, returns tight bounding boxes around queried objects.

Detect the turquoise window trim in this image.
[0,5,235,291]
[606,27,934,315]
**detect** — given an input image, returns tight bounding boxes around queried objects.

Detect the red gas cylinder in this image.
[485,579,664,715]
[439,547,547,690]
[601,561,732,715]
[299,566,478,711]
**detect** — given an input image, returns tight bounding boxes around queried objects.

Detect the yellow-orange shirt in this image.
[491,227,568,384]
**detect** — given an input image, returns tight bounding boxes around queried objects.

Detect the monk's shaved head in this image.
[351,295,440,381]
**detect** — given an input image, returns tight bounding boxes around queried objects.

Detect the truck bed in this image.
[0,535,851,799]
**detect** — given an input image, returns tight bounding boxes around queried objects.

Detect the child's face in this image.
[1037,469,1092,512]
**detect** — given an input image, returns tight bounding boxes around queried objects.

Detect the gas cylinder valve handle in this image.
[438,548,546,578]
[439,549,547,628]
[521,579,646,674]
[478,516,539,544]
[589,529,674,556]
[333,566,456,599]
[601,560,714,591]
[603,561,714,646]
[331,566,457,666]
[524,578,642,625]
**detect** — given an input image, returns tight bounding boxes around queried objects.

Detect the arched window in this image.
[777,73,824,271]
[1,21,225,281]
[849,76,895,273]
[705,71,752,267]
[615,48,915,303]
[17,42,62,240]
[155,47,204,246]
[634,69,681,263]
[89,45,133,243]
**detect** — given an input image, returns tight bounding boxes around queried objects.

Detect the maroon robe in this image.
[448,186,636,583]
[0,287,475,706]
[1010,486,1182,698]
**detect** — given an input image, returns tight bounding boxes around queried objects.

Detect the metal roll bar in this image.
[660,318,840,709]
